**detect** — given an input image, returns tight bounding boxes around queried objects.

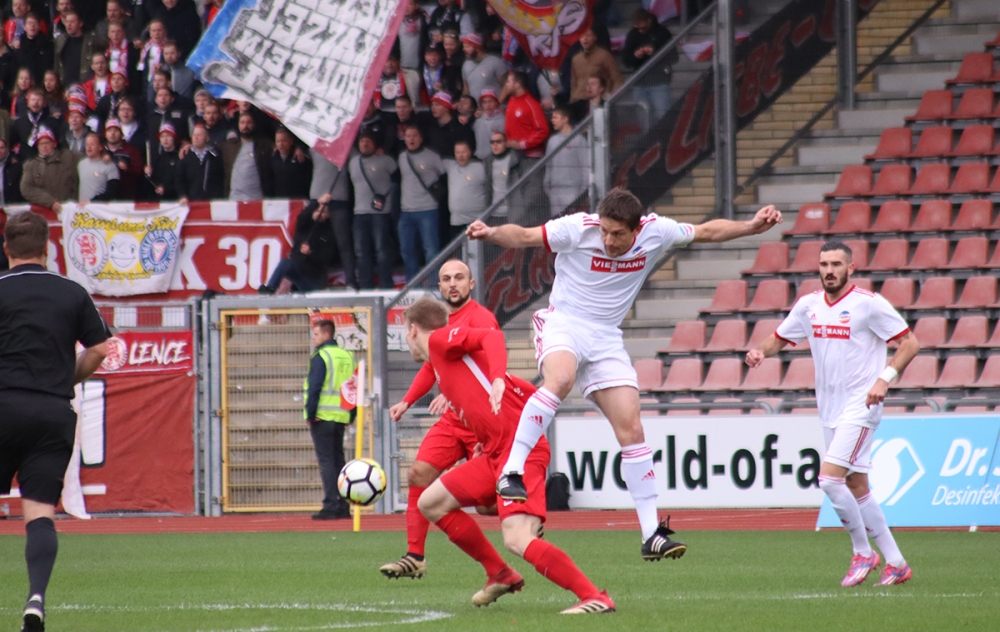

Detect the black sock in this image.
[25,517,58,600]
[406,553,425,561]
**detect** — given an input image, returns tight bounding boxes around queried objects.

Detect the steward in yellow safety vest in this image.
[304,321,355,423]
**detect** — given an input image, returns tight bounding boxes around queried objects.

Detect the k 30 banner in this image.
[817,416,1000,528]
[187,0,408,166]
[488,0,596,70]
[553,415,825,508]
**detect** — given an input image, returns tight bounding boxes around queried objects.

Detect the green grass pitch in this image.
[1,529,998,631]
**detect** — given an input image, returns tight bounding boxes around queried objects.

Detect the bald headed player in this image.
[380,259,501,579]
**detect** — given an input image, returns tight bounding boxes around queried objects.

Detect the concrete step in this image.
[797,142,878,167]
[623,338,671,359]
[954,0,1000,20]
[633,297,710,321]
[913,32,999,56]
[838,108,912,130]
[756,177,837,206]
[874,69,954,93]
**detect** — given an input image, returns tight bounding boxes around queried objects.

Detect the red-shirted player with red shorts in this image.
[380,260,500,580]
[403,297,615,614]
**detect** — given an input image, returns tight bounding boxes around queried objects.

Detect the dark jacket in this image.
[11,110,64,160]
[270,150,312,199]
[291,201,337,285]
[0,49,18,109]
[106,141,144,200]
[483,148,523,205]
[220,135,275,198]
[149,145,181,200]
[0,154,24,203]
[426,116,476,159]
[54,31,101,87]
[15,32,53,84]
[147,104,191,146]
[151,0,202,58]
[176,145,224,201]
[20,149,79,208]
[622,22,678,85]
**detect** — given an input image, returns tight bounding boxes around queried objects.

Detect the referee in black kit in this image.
[0,212,109,632]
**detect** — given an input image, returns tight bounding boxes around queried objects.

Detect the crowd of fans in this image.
[0,0,680,290]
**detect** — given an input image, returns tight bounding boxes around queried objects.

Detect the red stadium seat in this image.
[853,278,873,292]
[695,358,743,391]
[824,165,872,198]
[946,53,995,85]
[911,316,948,348]
[836,239,870,270]
[869,164,911,196]
[947,125,994,157]
[634,359,665,391]
[985,244,1000,269]
[944,88,995,119]
[700,319,748,353]
[943,162,990,194]
[864,127,912,160]
[981,323,1000,348]
[657,358,703,391]
[950,199,992,231]
[795,278,823,300]
[778,358,815,391]
[663,320,706,353]
[942,236,988,269]
[983,166,1000,193]
[825,202,871,234]
[972,356,1000,387]
[908,199,952,232]
[901,237,949,270]
[948,276,997,309]
[867,200,912,233]
[906,126,952,158]
[987,29,1000,49]
[935,355,978,389]
[744,319,783,351]
[910,276,956,309]
[893,356,938,389]
[738,358,782,391]
[905,90,953,122]
[785,203,830,236]
[741,279,791,313]
[941,316,989,348]
[906,164,951,195]
[785,241,824,273]
[867,239,909,271]
[707,398,744,415]
[742,242,789,274]
[700,280,748,313]
[879,277,916,309]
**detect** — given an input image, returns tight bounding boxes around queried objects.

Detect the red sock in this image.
[523,538,599,600]
[405,485,429,557]
[435,510,506,577]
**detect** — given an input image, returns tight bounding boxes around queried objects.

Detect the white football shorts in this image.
[823,423,876,474]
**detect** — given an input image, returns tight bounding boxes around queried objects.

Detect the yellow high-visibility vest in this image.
[304,344,354,423]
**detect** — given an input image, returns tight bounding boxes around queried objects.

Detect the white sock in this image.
[857,491,905,567]
[818,475,871,555]
[620,443,659,541]
[502,387,560,474]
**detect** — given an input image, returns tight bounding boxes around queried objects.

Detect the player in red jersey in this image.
[403,297,615,614]
[380,260,501,579]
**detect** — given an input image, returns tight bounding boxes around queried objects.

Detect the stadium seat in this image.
[795,278,823,300]
[825,202,870,234]
[738,358,782,391]
[867,239,909,271]
[700,319,748,352]
[948,276,997,309]
[853,278,874,292]
[910,276,956,309]
[869,164,911,197]
[707,398,743,415]
[841,240,870,269]
[944,88,995,119]
[942,236,988,269]
[700,280,748,313]
[742,242,789,274]
[778,358,815,390]
[906,126,952,158]
[784,203,830,235]
[906,164,951,196]
[908,199,952,232]
[983,166,1000,193]
[972,355,1000,387]
[879,277,916,309]
[901,237,949,270]
[893,355,938,389]
[905,90,953,122]
[981,323,1000,348]
[985,244,1000,269]
[695,358,743,391]
[744,318,783,351]
[657,358,703,392]
[866,200,911,233]
[666,397,701,416]
[935,355,978,389]
[634,359,665,391]
[987,29,1000,50]
[741,279,791,313]
[911,317,947,348]
[823,165,872,198]
[947,125,994,157]
[941,316,989,348]
[946,53,995,85]
[943,162,989,194]
[864,127,912,160]
[949,199,992,231]
[784,241,824,273]
[663,320,706,353]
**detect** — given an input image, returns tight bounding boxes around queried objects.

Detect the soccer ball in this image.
[337,458,387,506]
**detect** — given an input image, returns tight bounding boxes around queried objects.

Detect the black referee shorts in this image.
[0,390,77,506]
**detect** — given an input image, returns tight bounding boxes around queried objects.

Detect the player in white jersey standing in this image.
[466,188,782,560]
[746,241,920,586]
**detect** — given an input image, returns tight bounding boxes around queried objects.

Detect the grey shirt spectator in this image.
[445,158,487,225]
[472,110,505,160]
[462,54,507,100]
[77,157,120,201]
[349,153,397,214]
[543,132,590,217]
[309,148,352,203]
[229,139,264,201]
[398,147,445,212]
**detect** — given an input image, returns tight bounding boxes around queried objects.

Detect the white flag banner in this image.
[62,203,189,296]
[187,0,408,167]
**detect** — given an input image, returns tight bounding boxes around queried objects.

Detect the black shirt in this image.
[61,35,84,86]
[0,264,108,399]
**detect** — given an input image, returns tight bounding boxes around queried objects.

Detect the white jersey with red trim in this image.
[541,212,695,327]
[775,285,910,428]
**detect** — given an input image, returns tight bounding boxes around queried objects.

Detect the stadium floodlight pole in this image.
[837,0,859,110]
[713,0,737,220]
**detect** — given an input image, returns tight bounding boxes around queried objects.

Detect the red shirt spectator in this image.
[503,71,548,159]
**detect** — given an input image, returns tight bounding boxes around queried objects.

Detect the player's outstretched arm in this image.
[74,340,109,384]
[465,220,544,249]
[866,331,920,408]
[745,334,788,368]
[692,205,782,243]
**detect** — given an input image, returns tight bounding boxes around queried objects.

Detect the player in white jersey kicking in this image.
[746,240,920,586]
[466,187,782,560]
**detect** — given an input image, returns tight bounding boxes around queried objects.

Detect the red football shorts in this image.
[440,447,549,522]
[414,412,479,473]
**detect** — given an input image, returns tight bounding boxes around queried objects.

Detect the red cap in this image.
[35,127,57,144]
[431,92,453,109]
[461,33,483,49]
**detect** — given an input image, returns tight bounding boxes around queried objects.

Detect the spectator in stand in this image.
[623,8,677,124]
[145,67,172,108]
[162,40,196,100]
[53,11,97,88]
[177,123,223,202]
[428,0,463,43]
[375,50,418,116]
[472,87,503,159]
[358,97,386,147]
[398,0,428,72]
[202,101,236,145]
[14,13,53,85]
[95,0,142,43]
[543,106,589,217]
[51,0,74,41]
[42,70,65,119]
[583,74,608,113]
[63,100,89,153]
[10,67,33,117]
[483,131,518,219]
[20,126,78,212]
[152,0,202,58]
[444,139,487,236]
[116,96,146,155]
[419,42,460,107]
[503,71,549,223]
[397,124,444,281]
[311,146,358,290]
[4,0,36,50]
[12,87,62,160]
[426,92,474,159]
[235,99,276,139]
[441,31,464,81]
[81,52,110,109]
[0,138,25,204]
[569,27,622,103]
[103,118,142,199]
[270,127,311,199]
[0,31,19,109]
[384,94,427,157]
[147,86,189,149]
[349,130,397,289]
[95,70,129,124]
[136,19,166,95]
[455,94,476,129]
[78,132,120,202]
[259,200,335,293]
[145,123,180,199]
[221,110,273,201]
[104,21,135,82]
[461,33,506,100]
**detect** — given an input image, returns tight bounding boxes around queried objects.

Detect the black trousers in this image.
[309,420,350,512]
[328,202,357,289]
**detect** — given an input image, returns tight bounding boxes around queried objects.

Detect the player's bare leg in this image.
[844,470,910,586]
[380,460,438,579]
[498,351,577,501]
[591,386,686,561]
[21,499,57,632]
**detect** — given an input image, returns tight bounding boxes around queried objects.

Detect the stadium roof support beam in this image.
[714,0,737,220]
[837,0,859,110]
